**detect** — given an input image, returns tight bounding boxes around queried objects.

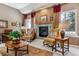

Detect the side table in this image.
[54,37,69,55]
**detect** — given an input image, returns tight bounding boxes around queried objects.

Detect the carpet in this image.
[0,45,53,56]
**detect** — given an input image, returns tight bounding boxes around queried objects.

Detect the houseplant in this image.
[9,31,21,44]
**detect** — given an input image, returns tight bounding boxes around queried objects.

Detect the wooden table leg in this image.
[7,47,8,53]
[61,42,64,55]
[55,40,56,52]
[68,39,69,51]
[14,48,17,56]
[27,44,29,54]
[52,45,54,51]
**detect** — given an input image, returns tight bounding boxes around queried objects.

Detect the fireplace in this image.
[39,26,48,37]
[36,24,52,38]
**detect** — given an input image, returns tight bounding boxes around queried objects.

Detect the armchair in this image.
[22,29,36,43]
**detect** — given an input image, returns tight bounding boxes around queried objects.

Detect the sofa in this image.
[2,29,12,43]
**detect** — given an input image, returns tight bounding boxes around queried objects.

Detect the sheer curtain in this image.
[25,19,32,29]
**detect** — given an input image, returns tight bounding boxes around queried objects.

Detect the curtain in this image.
[53,4,61,28]
[31,12,36,27]
[53,4,61,13]
[22,14,28,26]
[31,12,36,18]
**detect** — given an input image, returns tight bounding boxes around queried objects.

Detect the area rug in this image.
[0,45,53,56]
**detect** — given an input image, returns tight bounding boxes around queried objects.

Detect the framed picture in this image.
[11,21,16,26]
[0,20,8,28]
[40,15,47,22]
[50,16,54,22]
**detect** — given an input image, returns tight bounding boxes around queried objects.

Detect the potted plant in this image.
[9,31,21,44]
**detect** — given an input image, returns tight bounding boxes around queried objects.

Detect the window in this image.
[60,10,77,32]
[25,19,32,29]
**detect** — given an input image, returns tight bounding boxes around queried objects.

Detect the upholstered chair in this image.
[43,36,55,51]
[22,28,36,43]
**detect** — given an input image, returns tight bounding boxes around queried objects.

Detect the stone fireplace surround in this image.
[36,24,52,38]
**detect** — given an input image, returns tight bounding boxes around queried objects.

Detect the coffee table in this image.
[5,40,29,56]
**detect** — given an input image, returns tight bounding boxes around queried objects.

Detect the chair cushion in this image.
[44,38,55,42]
[43,38,55,46]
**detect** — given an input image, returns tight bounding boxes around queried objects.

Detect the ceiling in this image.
[3,3,29,9]
[3,3,57,14]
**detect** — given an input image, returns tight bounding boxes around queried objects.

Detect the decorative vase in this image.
[60,30,65,38]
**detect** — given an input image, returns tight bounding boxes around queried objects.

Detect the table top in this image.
[5,40,25,48]
[54,37,69,41]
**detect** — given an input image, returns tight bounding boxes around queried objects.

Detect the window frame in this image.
[60,9,77,33]
[60,9,78,37]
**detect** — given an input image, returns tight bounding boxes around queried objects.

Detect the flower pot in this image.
[12,40,20,44]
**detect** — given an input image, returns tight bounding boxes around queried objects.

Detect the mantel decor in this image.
[0,20,8,28]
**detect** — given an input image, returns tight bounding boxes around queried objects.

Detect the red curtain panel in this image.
[53,4,61,13]
[31,12,36,18]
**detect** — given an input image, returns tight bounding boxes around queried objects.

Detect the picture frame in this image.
[50,16,54,22]
[40,15,47,22]
[0,20,8,28]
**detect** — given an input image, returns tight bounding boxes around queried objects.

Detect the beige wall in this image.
[35,5,60,29]
[61,3,79,35]
[0,4,24,33]
[35,7,53,24]
[35,3,79,35]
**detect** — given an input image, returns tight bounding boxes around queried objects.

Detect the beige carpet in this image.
[0,45,53,56]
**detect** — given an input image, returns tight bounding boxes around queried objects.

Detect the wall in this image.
[35,5,60,29]
[0,4,24,33]
[35,7,53,24]
[34,7,59,38]
[35,3,79,36]
[69,37,79,46]
[61,3,79,35]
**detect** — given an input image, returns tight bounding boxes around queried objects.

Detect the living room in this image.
[0,3,79,56]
